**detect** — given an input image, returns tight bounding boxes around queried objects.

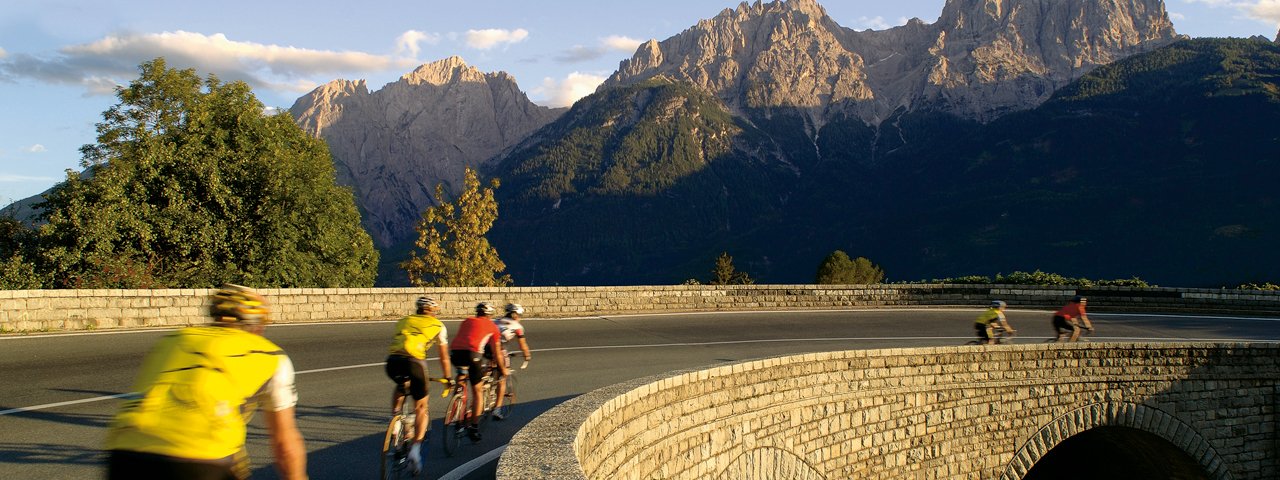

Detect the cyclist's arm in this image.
[516,337,531,360]
[1079,314,1093,330]
[260,356,306,480]
[436,341,452,378]
[265,407,307,480]
[490,335,510,374]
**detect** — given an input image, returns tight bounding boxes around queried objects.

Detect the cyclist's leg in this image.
[1052,316,1071,342]
[486,345,506,411]
[384,356,409,413]
[1068,319,1083,342]
[406,358,431,442]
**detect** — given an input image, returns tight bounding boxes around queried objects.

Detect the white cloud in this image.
[0,47,7,59]
[603,36,644,52]
[556,35,647,63]
[396,30,440,58]
[1169,11,1187,20]
[22,144,46,153]
[1251,0,1280,24]
[0,31,417,96]
[464,28,529,50]
[0,173,56,183]
[532,72,607,108]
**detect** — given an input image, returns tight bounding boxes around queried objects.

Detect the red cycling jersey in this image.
[1054,302,1087,320]
[449,316,503,353]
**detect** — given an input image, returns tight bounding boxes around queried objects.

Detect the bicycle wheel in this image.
[380,414,409,479]
[493,374,516,419]
[441,389,468,457]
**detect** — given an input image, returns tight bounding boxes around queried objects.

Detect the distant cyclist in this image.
[448,302,509,442]
[105,284,307,480]
[384,296,452,474]
[491,303,532,420]
[974,300,1017,344]
[1053,295,1095,342]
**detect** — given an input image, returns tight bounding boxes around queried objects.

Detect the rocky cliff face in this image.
[290,57,564,247]
[604,0,1178,124]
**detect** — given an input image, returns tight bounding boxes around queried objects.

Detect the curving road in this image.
[2,308,1279,479]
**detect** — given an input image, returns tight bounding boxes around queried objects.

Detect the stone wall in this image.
[497,343,1280,480]
[1,284,1278,333]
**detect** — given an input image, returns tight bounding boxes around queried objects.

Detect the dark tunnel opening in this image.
[1023,426,1210,480]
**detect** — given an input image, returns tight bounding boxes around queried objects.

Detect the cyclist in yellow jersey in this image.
[105,284,306,480]
[974,300,1017,345]
[384,296,452,473]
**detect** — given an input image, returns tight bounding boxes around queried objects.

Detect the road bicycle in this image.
[441,353,526,456]
[485,352,527,421]
[966,324,1016,345]
[381,377,449,479]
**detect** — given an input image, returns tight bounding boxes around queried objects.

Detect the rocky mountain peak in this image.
[290,58,564,247]
[1275,28,1279,44]
[401,56,483,86]
[604,0,1178,124]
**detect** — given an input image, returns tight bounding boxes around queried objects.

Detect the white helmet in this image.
[505,303,525,315]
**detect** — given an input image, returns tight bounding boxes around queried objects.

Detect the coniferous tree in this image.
[709,252,753,285]
[36,58,378,288]
[402,167,512,287]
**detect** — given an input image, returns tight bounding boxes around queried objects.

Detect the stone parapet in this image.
[498,343,1280,479]
[1,285,1278,333]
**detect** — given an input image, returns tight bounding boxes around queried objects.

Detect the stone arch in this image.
[716,446,824,480]
[1001,402,1231,480]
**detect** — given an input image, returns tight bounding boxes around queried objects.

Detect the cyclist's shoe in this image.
[408,442,423,475]
[466,425,482,442]
[492,410,506,421]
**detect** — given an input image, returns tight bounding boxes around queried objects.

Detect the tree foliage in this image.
[815,251,885,285]
[708,252,753,285]
[34,58,377,288]
[402,167,512,287]
[918,271,1153,287]
[0,217,43,289]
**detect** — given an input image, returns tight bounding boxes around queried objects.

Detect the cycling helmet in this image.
[476,302,496,316]
[990,300,1007,309]
[416,296,439,310]
[505,303,525,315]
[209,284,270,326]
[1072,295,1087,303]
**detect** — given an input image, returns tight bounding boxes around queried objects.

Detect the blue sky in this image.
[1,0,1278,207]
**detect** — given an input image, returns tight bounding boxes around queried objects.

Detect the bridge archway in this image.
[1004,402,1230,480]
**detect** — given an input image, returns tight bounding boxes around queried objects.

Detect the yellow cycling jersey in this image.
[105,326,293,461]
[387,314,448,359]
[975,307,1006,326]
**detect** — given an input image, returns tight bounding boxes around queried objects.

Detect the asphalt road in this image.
[2,307,1278,479]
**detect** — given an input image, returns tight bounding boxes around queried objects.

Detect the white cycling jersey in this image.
[494,317,525,343]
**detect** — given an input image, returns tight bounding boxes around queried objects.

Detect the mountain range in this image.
[481,0,1276,287]
[9,0,1278,287]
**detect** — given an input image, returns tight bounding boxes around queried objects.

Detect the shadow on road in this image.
[0,441,106,466]
[251,395,578,480]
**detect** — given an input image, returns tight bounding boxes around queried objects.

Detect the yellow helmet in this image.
[209,284,270,326]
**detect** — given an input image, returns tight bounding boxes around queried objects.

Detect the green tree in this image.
[401,167,512,287]
[708,252,753,285]
[36,58,378,288]
[815,251,885,284]
[0,217,44,289]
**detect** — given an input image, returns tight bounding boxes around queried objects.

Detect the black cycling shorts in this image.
[450,349,489,386]
[108,450,239,480]
[1052,315,1078,332]
[385,354,429,400]
[974,323,992,339]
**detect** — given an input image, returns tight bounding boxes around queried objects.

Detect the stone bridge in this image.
[499,343,1279,479]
